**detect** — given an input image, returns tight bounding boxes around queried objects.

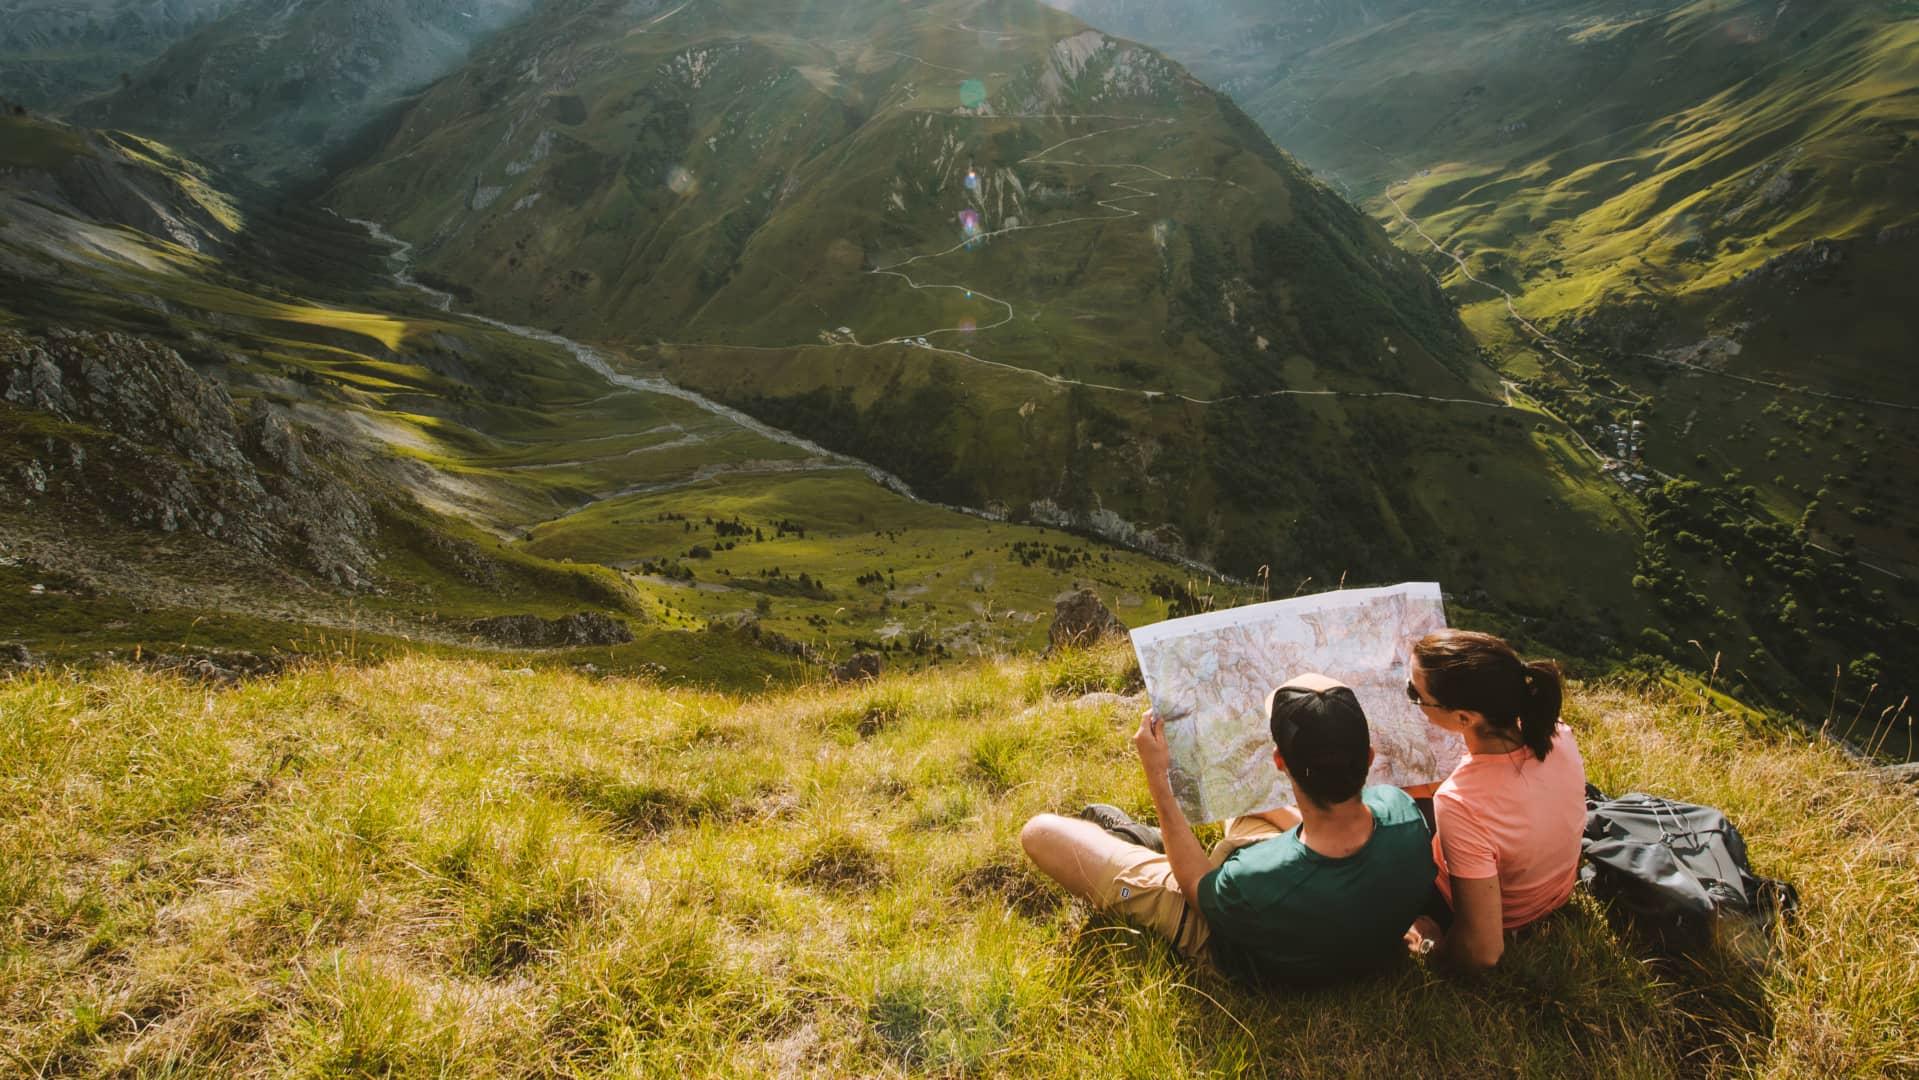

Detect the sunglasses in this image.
[1405,679,1438,708]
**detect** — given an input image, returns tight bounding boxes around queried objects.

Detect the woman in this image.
[1404,629,1587,971]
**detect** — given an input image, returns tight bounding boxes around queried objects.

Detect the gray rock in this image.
[466,612,635,648]
[1873,763,1919,787]
[703,614,818,662]
[143,648,286,684]
[1734,238,1846,289]
[1047,589,1129,653]
[244,399,305,478]
[0,327,379,587]
[3,642,40,669]
[832,652,884,683]
[3,351,77,416]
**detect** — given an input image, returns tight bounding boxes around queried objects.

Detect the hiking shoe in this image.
[1080,803,1163,852]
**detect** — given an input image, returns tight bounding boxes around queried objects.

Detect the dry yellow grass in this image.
[1,647,1913,1077]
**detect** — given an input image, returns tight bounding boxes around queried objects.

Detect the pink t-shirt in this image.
[1432,723,1587,930]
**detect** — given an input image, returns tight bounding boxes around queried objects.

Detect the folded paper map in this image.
[1130,582,1466,823]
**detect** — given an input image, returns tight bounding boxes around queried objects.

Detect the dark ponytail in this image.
[1413,630,1564,761]
[1518,659,1563,761]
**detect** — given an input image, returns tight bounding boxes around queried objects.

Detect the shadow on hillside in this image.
[1064,894,1775,1073]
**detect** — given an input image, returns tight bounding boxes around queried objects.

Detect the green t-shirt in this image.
[1196,785,1435,986]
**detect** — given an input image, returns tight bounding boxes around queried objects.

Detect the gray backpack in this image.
[1580,786,1798,949]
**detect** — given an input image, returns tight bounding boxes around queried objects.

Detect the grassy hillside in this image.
[2,645,1915,1076]
[1,113,1217,683]
[1050,0,1919,730]
[318,0,1668,647]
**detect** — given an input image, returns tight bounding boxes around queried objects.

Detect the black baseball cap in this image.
[1264,673,1371,781]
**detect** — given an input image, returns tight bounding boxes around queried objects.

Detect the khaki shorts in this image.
[1086,815,1287,959]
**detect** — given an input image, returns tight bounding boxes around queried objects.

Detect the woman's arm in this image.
[1428,875,1505,972]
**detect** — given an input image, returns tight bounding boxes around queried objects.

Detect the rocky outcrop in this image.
[0,327,379,587]
[143,648,289,684]
[704,614,818,663]
[0,120,244,258]
[1560,295,1670,355]
[2,642,41,671]
[1733,238,1846,291]
[1047,589,1129,652]
[1874,763,1919,788]
[832,652,884,683]
[466,612,634,648]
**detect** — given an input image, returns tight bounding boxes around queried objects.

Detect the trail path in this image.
[335,29,1561,575]
[816,108,1507,411]
[343,213,1229,575]
[1383,191,1626,402]
[1630,350,1919,414]
[497,429,707,472]
[627,105,1511,414]
[338,214,921,500]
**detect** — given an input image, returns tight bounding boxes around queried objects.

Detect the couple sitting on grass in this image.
[1021,629,1586,986]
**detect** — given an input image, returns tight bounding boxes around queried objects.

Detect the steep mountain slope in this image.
[66,0,545,185]
[1055,0,1919,720]
[0,0,242,109]
[329,0,1470,386]
[1054,0,1919,481]
[0,112,1199,680]
[325,0,1652,645]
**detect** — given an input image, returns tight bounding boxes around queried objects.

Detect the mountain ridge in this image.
[68,0,548,185]
[319,0,1651,633]
[1,107,1227,684]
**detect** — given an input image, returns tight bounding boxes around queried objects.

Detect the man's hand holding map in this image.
[1129,582,1466,823]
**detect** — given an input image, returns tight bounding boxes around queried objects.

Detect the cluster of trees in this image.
[696,514,807,542]
[637,557,694,581]
[1007,541,1092,572]
[737,567,833,600]
[1149,575,1213,619]
[1632,476,1914,719]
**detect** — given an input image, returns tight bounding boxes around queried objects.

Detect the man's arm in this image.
[1134,709,1211,898]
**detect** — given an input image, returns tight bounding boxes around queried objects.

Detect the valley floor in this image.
[2,646,1913,1077]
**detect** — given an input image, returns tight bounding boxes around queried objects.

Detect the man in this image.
[1019,673,1435,985]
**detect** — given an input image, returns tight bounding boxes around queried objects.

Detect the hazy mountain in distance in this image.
[0,0,245,109]
[67,0,545,186]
